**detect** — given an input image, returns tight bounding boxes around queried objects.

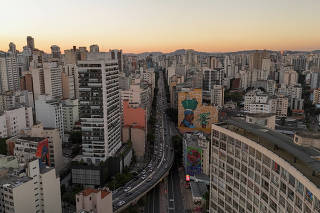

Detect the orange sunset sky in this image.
[1,0,320,53]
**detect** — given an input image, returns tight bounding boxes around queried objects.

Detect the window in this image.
[287,188,294,201]
[272,161,280,174]
[261,191,268,203]
[280,181,286,194]
[261,179,269,192]
[279,194,285,208]
[295,180,304,195]
[280,168,288,180]
[305,188,313,204]
[288,174,295,187]
[295,195,302,210]
[256,151,262,161]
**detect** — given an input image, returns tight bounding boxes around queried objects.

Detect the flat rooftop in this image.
[0,173,32,189]
[218,119,320,188]
[18,137,46,142]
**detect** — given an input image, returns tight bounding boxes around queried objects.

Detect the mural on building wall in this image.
[198,112,210,128]
[36,139,50,168]
[186,146,202,176]
[180,98,198,128]
[178,89,218,133]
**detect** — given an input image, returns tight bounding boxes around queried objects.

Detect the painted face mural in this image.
[180,98,198,128]
[186,147,202,176]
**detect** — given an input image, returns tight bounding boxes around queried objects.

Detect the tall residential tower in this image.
[78,52,122,164]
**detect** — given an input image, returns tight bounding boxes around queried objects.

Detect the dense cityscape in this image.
[1,1,320,213]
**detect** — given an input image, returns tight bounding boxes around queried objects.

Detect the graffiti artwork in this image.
[186,147,202,176]
[180,98,198,128]
[35,139,50,168]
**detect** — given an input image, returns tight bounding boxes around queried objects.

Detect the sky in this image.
[0,0,320,53]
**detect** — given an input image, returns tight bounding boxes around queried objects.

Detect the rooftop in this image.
[79,188,111,199]
[246,113,276,118]
[218,119,320,187]
[0,173,32,189]
[18,137,46,143]
[190,181,207,199]
[296,131,320,139]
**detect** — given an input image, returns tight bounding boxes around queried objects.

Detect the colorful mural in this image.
[180,98,198,128]
[36,139,50,168]
[186,146,202,176]
[178,89,218,133]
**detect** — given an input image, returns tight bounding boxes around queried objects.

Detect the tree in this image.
[69,131,82,144]
[0,138,7,155]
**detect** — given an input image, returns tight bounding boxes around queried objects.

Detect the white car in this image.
[141,175,146,180]
[124,187,131,192]
[118,200,125,206]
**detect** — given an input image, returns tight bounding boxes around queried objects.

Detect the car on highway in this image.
[141,175,146,180]
[117,200,125,207]
[147,177,153,182]
[124,187,131,192]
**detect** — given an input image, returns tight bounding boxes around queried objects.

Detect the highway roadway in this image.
[112,70,175,212]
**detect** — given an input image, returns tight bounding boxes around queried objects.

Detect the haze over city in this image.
[1,0,320,53]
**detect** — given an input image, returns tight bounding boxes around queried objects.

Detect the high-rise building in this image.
[20,73,33,92]
[313,89,320,105]
[210,119,320,213]
[0,106,33,137]
[211,85,224,107]
[35,95,64,142]
[8,42,16,54]
[31,66,45,100]
[0,51,20,92]
[78,52,122,163]
[62,99,79,132]
[26,36,35,50]
[90,44,99,53]
[0,158,61,213]
[21,123,64,174]
[50,45,61,59]
[43,62,62,99]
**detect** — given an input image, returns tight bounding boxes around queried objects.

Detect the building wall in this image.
[12,179,35,213]
[178,89,218,134]
[41,168,62,213]
[294,134,320,149]
[0,114,7,138]
[23,123,64,174]
[246,114,276,130]
[35,96,64,141]
[210,123,320,213]
[131,128,146,159]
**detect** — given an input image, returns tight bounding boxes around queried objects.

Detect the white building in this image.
[0,51,20,93]
[0,107,33,138]
[35,95,64,141]
[78,52,122,163]
[62,99,79,132]
[0,159,62,213]
[210,120,320,213]
[211,85,224,107]
[22,123,64,174]
[43,62,63,99]
[76,188,112,213]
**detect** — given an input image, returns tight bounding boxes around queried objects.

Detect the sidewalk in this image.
[159,178,168,213]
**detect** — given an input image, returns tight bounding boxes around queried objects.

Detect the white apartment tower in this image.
[43,62,63,99]
[0,51,20,93]
[78,52,122,164]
